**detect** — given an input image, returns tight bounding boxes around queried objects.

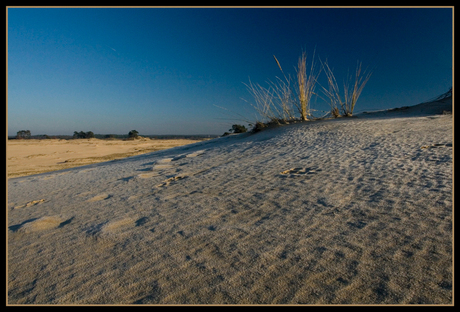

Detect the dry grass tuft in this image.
[241,51,372,133]
[243,51,321,127]
[321,59,372,117]
[295,51,321,121]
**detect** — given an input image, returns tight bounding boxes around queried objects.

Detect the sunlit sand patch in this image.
[87,193,112,202]
[101,218,134,234]
[17,216,64,233]
[7,138,205,178]
[171,150,205,161]
[84,218,137,242]
[151,158,176,170]
[75,191,94,197]
[156,158,173,163]
[127,194,140,200]
[136,172,160,179]
[186,150,206,158]
[118,169,160,182]
[13,199,45,209]
[152,164,175,170]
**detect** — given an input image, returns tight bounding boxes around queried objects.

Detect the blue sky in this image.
[7,7,452,136]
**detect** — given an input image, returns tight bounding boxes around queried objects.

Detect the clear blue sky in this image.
[7,7,452,136]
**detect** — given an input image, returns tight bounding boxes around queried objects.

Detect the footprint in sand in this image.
[172,154,187,161]
[280,167,322,177]
[13,199,45,210]
[87,193,113,202]
[75,191,93,198]
[121,151,205,184]
[86,218,135,240]
[156,175,188,187]
[118,170,161,182]
[151,158,175,170]
[420,143,453,149]
[101,218,134,234]
[141,151,205,172]
[172,150,206,161]
[186,150,206,158]
[136,172,160,179]
[135,216,150,227]
[11,216,73,233]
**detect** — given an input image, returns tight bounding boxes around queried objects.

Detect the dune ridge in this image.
[7,98,452,304]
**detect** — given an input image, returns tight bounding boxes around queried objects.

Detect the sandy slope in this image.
[7,137,206,178]
[7,99,452,304]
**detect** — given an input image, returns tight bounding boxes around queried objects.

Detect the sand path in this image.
[7,137,206,178]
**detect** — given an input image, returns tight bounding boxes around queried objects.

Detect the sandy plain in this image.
[7,137,206,178]
[7,97,452,305]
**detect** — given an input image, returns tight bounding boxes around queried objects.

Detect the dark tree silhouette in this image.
[230,124,247,134]
[73,131,95,139]
[128,130,139,139]
[16,130,31,139]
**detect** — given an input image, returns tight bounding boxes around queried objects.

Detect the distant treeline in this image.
[8,134,219,140]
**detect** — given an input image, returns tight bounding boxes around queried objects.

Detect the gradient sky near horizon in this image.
[8,7,452,136]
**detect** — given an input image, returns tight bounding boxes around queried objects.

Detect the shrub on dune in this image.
[230,124,247,134]
[222,124,248,136]
[128,130,139,139]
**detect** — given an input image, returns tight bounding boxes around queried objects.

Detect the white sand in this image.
[7,98,452,304]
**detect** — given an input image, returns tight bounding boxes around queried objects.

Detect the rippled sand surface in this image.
[8,99,452,304]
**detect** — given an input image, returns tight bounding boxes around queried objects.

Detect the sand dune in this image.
[7,137,206,178]
[7,98,452,304]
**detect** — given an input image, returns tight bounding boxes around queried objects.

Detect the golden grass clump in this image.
[295,51,321,121]
[241,50,372,132]
[321,60,373,117]
[244,51,321,126]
